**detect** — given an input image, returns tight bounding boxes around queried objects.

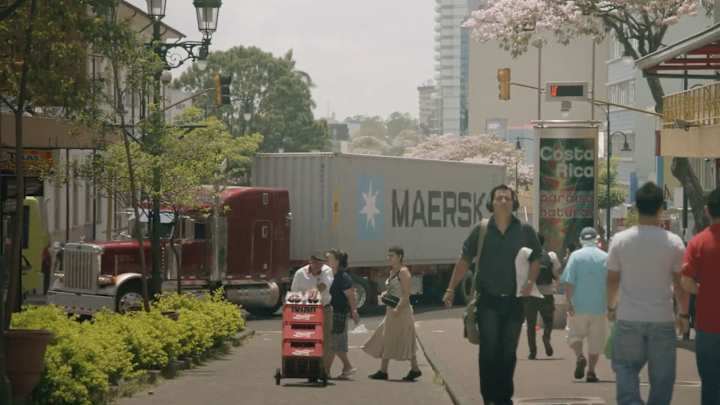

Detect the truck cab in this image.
[48,187,291,315]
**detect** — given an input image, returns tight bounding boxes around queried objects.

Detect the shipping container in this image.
[253,153,506,307]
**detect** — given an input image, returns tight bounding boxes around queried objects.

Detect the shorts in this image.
[567,314,607,354]
[331,311,349,352]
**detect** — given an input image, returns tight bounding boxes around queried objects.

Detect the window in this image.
[72,179,79,226]
[85,181,93,224]
[610,36,639,60]
[608,80,636,106]
[54,183,62,231]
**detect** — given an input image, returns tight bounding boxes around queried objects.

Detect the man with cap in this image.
[560,227,608,382]
[291,252,335,375]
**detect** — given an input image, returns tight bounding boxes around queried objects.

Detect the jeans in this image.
[522,294,554,354]
[612,320,677,405]
[477,295,524,405]
[696,330,720,405]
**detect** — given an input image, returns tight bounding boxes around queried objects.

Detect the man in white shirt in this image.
[291,251,334,375]
[607,182,690,405]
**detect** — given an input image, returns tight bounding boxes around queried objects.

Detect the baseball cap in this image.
[579,227,598,241]
[309,251,326,262]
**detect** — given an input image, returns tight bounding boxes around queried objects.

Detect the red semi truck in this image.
[48,153,506,315]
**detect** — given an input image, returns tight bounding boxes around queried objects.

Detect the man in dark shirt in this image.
[443,184,542,405]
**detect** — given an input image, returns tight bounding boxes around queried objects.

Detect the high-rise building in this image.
[417,81,440,134]
[434,0,480,135]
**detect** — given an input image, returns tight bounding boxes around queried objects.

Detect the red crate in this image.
[282,304,324,324]
[282,323,323,342]
[282,340,323,358]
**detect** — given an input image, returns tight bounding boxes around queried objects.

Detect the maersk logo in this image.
[357,176,384,241]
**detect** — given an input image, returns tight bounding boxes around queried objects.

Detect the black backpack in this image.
[535,249,555,286]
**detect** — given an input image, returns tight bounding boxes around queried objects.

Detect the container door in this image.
[252,220,272,276]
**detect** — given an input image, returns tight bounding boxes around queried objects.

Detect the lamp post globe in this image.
[145,0,167,18]
[194,0,222,37]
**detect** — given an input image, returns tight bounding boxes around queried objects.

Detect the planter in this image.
[5,329,54,400]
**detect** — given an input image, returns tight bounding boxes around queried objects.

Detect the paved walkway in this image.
[118,314,452,405]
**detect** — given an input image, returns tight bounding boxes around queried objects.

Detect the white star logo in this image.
[360,181,380,230]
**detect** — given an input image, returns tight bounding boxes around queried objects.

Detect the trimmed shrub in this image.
[10,290,245,405]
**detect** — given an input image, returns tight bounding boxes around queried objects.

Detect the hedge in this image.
[10,289,245,405]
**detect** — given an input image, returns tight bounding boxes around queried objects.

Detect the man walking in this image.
[523,234,561,359]
[607,182,690,405]
[560,227,607,383]
[291,252,334,375]
[443,184,542,405]
[681,188,720,405]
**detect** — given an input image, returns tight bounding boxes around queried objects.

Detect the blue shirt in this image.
[560,246,608,315]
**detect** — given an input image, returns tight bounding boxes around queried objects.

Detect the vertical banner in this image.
[534,126,598,254]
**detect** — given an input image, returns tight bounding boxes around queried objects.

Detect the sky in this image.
[128,0,436,121]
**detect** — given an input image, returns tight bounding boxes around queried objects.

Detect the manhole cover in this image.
[515,397,605,405]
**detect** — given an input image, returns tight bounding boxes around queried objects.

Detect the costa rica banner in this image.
[533,125,598,255]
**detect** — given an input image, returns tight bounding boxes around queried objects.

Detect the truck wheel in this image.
[350,275,371,313]
[455,270,475,305]
[116,282,144,313]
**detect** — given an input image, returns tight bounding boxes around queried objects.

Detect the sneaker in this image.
[402,369,422,381]
[574,356,587,379]
[337,368,357,380]
[368,370,388,380]
[528,352,537,360]
[586,371,599,383]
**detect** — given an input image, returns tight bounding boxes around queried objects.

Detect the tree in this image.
[173,46,328,152]
[386,112,418,141]
[464,0,710,231]
[597,157,627,210]
[0,0,122,326]
[404,134,534,188]
[351,116,387,141]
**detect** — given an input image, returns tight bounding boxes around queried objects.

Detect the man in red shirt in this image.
[682,187,720,405]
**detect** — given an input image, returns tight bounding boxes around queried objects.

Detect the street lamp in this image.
[606,130,632,242]
[144,0,222,295]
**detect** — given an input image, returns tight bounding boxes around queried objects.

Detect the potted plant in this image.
[4,328,53,401]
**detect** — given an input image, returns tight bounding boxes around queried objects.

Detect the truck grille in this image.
[63,244,100,290]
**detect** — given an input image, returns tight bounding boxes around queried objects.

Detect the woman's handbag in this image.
[464,219,488,345]
[381,293,400,308]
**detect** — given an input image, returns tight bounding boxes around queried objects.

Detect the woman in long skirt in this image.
[362,246,422,381]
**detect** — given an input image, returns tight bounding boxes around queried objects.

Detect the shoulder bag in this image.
[464,219,488,345]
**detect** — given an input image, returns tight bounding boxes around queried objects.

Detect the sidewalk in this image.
[415,307,701,405]
[118,315,452,405]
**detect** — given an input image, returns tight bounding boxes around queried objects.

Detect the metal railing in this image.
[663,82,720,128]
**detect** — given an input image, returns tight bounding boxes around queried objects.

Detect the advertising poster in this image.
[535,126,597,254]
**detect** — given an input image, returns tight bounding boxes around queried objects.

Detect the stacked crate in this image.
[276,292,326,385]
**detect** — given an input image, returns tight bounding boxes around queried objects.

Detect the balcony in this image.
[661,81,720,158]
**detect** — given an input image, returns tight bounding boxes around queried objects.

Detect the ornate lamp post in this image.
[145,0,222,294]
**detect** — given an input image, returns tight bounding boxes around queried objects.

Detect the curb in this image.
[415,333,463,405]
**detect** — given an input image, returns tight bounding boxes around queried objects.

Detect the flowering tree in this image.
[404,134,534,188]
[464,0,709,230]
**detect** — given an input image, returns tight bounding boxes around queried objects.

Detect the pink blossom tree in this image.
[464,0,710,230]
[404,134,534,188]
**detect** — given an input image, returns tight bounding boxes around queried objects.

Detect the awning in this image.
[636,22,720,79]
[0,112,120,149]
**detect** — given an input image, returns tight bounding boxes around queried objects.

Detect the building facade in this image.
[417,81,441,135]
[606,12,716,216]
[434,0,480,135]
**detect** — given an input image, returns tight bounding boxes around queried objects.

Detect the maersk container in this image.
[252,152,506,307]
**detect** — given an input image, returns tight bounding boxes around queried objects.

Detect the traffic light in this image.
[213,73,232,106]
[497,68,510,101]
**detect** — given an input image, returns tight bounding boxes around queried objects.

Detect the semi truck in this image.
[48,153,505,315]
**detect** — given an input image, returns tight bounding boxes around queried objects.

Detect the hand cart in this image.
[274,291,328,386]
